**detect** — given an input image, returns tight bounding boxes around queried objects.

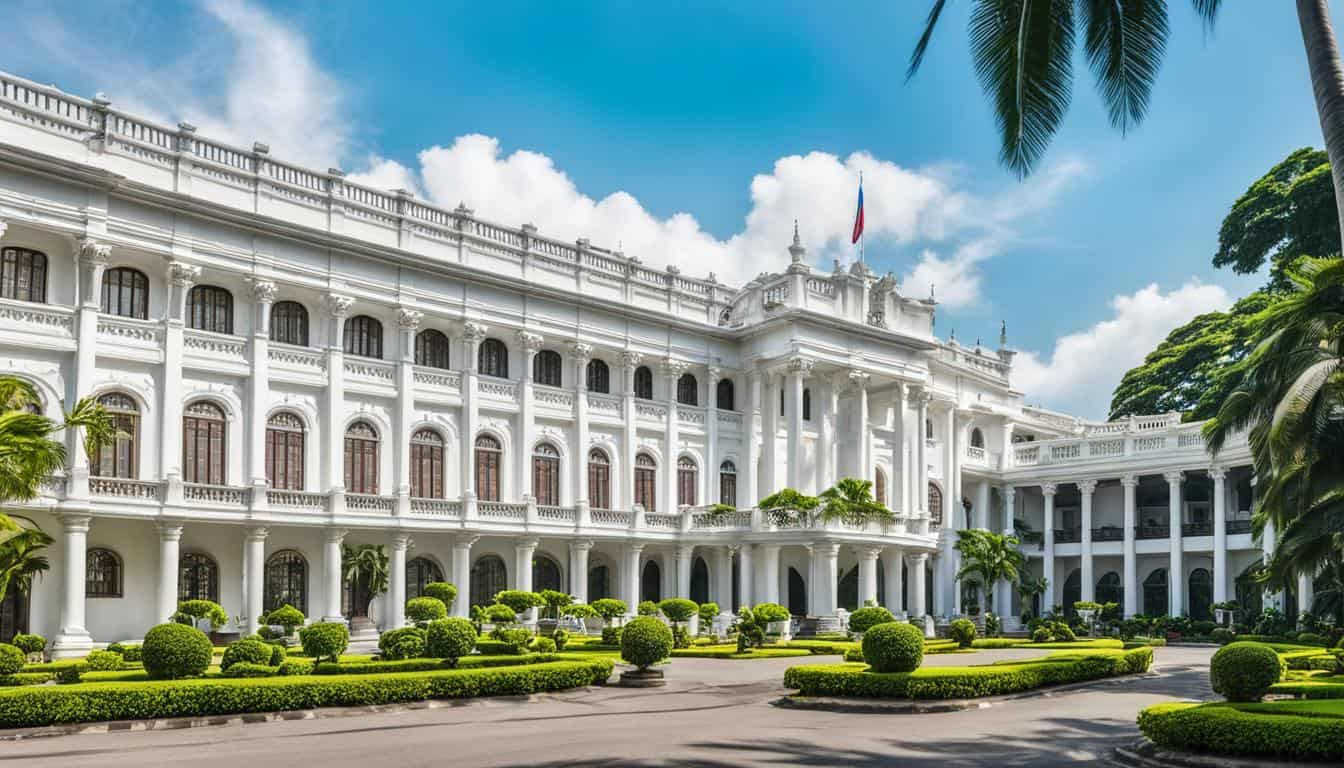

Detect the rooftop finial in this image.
[1000,320,1008,348]
[788,221,806,264]
[929,282,936,302]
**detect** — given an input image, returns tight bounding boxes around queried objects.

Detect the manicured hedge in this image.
[669,646,811,659]
[969,638,1123,650]
[784,647,1152,700]
[1138,701,1344,760]
[0,659,613,728]
[312,654,563,675]
[778,640,859,655]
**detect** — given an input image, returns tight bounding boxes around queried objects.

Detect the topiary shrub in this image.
[1051,621,1077,642]
[658,599,698,640]
[481,604,518,625]
[221,638,273,671]
[1297,632,1328,647]
[406,596,448,625]
[173,599,229,630]
[265,604,306,636]
[848,606,896,635]
[268,643,286,666]
[698,602,721,630]
[1191,620,1217,637]
[621,616,673,671]
[425,618,477,666]
[637,600,660,616]
[752,603,791,627]
[10,634,44,658]
[735,607,765,652]
[1210,641,1284,702]
[495,590,545,614]
[422,582,457,609]
[379,627,427,660]
[1209,627,1236,645]
[277,659,314,676]
[1031,627,1052,643]
[142,622,212,679]
[55,664,84,684]
[591,598,628,626]
[85,650,124,671]
[949,618,977,648]
[494,628,532,654]
[671,625,690,649]
[862,622,924,673]
[531,636,557,653]
[601,626,623,645]
[0,644,24,676]
[221,662,276,678]
[551,628,570,651]
[299,622,350,664]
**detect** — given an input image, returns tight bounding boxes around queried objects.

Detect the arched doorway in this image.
[690,556,710,605]
[588,564,610,601]
[1235,563,1264,619]
[1143,569,1168,616]
[837,566,858,611]
[1096,571,1123,608]
[470,555,507,608]
[1189,568,1213,621]
[1062,568,1081,616]
[787,567,807,616]
[641,560,661,603]
[533,554,562,593]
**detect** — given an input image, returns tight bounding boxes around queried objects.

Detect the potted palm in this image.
[341,544,388,641]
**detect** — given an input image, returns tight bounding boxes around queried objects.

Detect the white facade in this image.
[0,71,1263,656]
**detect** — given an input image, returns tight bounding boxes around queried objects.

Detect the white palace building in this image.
[0,71,1298,657]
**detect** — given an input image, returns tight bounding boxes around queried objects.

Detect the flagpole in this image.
[858,171,865,266]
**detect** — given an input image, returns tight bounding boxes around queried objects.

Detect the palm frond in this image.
[1080,0,1170,134]
[906,0,950,80]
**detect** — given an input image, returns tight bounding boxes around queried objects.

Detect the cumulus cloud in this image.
[1011,281,1233,419]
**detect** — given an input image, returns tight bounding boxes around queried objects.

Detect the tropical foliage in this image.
[954,529,1026,614]
[0,519,51,616]
[758,478,893,526]
[341,544,389,616]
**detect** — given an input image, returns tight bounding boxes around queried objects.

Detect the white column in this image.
[1298,572,1315,618]
[909,552,928,617]
[817,379,836,491]
[758,544,780,605]
[243,527,267,634]
[1211,467,1228,604]
[663,360,687,510]
[814,542,839,616]
[849,370,870,481]
[620,352,642,510]
[737,544,754,610]
[1042,483,1057,612]
[323,528,348,623]
[786,357,809,489]
[1262,520,1281,611]
[974,480,990,530]
[915,391,930,521]
[517,331,543,502]
[713,546,733,611]
[324,295,354,514]
[706,367,720,503]
[460,323,487,517]
[1122,474,1139,617]
[67,240,110,500]
[999,486,1016,616]
[858,546,881,607]
[891,383,907,513]
[52,514,93,657]
[744,371,761,506]
[572,344,592,519]
[156,521,183,625]
[570,540,592,603]
[394,309,422,515]
[514,538,538,621]
[1166,471,1185,616]
[624,543,645,614]
[161,262,200,506]
[451,536,476,618]
[248,281,276,508]
[675,544,695,598]
[1079,479,1097,603]
[761,372,778,494]
[882,548,904,614]
[387,532,410,629]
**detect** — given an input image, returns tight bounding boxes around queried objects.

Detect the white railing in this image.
[410,498,461,517]
[0,299,74,333]
[717,411,743,429]
[1011,421,1212,468]
[645,513,680,530]
[678,406,706,426]
[591,508,632,526]
[478,501,526,521]
[636,402,668,421]
[537,505,575,523]
[97,316,161,346]
[185,483,248,506]
[413,367,461,391]
[587,393,621,414]
[90,477,162,501]
[347,493,394,513]
[269,344,327,373]
[534,386,574,409]
[184,329,247,361]
[691,510,752,530]
[344,358,396,383]
[267,490,329,511]
[478,379,518,401]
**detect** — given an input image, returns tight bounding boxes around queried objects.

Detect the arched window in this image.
[264,550,307,614]
[787,567,807,616]
[1189,568,1213,621]
[875,468,887,507]
[344,421,379,494]
[690,556,709,604]
[1,247,47,303]
[414,329,451,369]
[719,460,737,506]
[716,378,735,410]
[588,448,611,510]
[1096,571,1123,608]
[270,301,308,346]
[1062,568,1082,616]
[86,548,123,597]
[183,401,227,485]
[926,418,934,440]
[533,554,562,593]
[928,482,943,527]
[478,338,508,378]
[178,552,219,602]
[676,374,698,406]
[588,564,610,601]
[586,359,610,393]
[410,428,444,499]
[470,555,507,609]
[1143,569,1168,617]
[94,392,138,478]
[187,285,234,334]
[677,456,697,507]
[533,349,562,387]
[970,427,985,449]
[634,453,657,511]
[343,315,383,359]
[641,560,661,603]
[406,557,444,600]
[532,442,561,506]
[633,366,653,399]
[265,412,305,491]
[803,388,812,420]
[780,388,785,417]
[475,435,502,502]
[101,267,149,319]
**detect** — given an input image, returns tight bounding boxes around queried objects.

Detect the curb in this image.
[1110,737,1308,768]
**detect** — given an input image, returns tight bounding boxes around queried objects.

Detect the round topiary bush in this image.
[425,618,477,666]
[268,643,286,666]
[10,634,44,657]
[265,604,306,636]
[862,621,925,673]
[422,582,457,609]
[621,616,673,670]
[949,618,977,648]
[531,636,557,653]
[0,643,24,675]
[142,622,213,679]
[637,600,660,616]
[299,621,350,664]
[848,606,896,635]
[591,598,628,624]
[406,596,449,625]
[1031,626,1052,643]
[752,602,791,626]
[1210,641,1284,702]
[482,604,518,624]
[1209,627,1236,645]
[657,598,698,625]
[85,649,124,671]
[221,637,273,671]
[378,627,427,660]
[552,628,570,651]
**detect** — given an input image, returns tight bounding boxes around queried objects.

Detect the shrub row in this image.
[784,647,1152,700]
[312,654,561,675]
[0,659,613,728]
[1138,702,1344,760]
[668,647,811,659]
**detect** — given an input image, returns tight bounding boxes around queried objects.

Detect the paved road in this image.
[4,647,1215,767]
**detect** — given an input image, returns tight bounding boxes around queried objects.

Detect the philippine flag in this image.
[851,180,865,245]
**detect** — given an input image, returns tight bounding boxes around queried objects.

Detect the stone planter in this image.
[619,668,666,688]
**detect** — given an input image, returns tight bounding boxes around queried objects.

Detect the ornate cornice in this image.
[462,321,488,344]
[569,342,593,362]
[250,280,278,304]
[621,350,643,370]
[77,237,111,264]
[397,308,424,330]
[325,294,355,318]
[516,330,544,351]
[169,261,201,287]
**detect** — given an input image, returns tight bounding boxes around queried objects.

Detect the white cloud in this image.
[1011,281,1233,419]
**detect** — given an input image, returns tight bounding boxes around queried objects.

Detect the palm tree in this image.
[813,477,897,526]
[1017,574,1049,617]
[954,528,1027,614]
[0,519,52,611]
[341,544,389,619]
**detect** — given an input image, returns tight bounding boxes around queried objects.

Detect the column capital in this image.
[1041,482,1058,497]
[244,526,269,542]
[514,537,540,552]
[325,294,355,318]
[661,357,690,378]
[390,532,413,550]
[908,551,929,565]
[323,528,349,544]
[706,365,722,382]
[815,541,842,557]
[516,330,544,351]
[397,308,424,331]
[78,237,112,265]
[462,321,489,344]
[626,542,646,555]
[1208,465,1227,481]
[787,356,814,376]
[169,261,201,287]
[859,545,884,561]
[568,342,593,362]
[156,520,185,540]
[846,369,871,390]
[1164,470,1185,485]
[621,350,643,370]
[0,218,7,240]
[59,512,92,533]
[453,534,480,550]
[569,538,594,553]
[1077,479,1098,495]
[250,280,278,304]
[676,543,696,559]
[1120,473,1140,489]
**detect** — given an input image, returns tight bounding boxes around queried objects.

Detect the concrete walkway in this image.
[2,646,1215,767]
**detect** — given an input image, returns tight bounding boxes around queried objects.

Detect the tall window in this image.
[406,557,444,600]
[344,315,383,359]
[533,555,563,593]
[1143,569,1168,617]
[716,379,734,410]
[970,427,985,449]
[86,549,123,597]
[677,456,697,507]
[470,555,507,608]
[803,389,812,420]
[875,468,887,507]
[101,267,149,319]
[94,392,138,478]
[588,449,611,509]
[926,418,934,440]
[475,435,502,502]
[265,412,305,491]
[0,247,46,303]
[533,350,562,387]
[183,401,227,485]
[719,460,737,506]
[478,338,508,378]
[187,285,233,334]
[1096,571,1123,608]
[633,366,653,399]
[270,301,308,346]
[586,359,610,393]
[1189,568,1213,621]
[264,550,307,613]
[409,428,444,498]
[532,442,561,506]
[928,482,943,527]
[178,552,219,602]
[344,421,379,494]
[676,374,698,406]
[414,329,451,369]
[634,453,657,511]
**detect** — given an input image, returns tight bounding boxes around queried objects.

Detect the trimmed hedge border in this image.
[1137,701,1344,761]
[784,647,1152,700]
[0,659,612,729]
[669,647,812,659]
[312,654,565,675]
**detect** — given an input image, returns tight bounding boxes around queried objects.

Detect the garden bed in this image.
[1137,699,1344,761]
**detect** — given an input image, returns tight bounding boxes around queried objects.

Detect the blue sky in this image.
[6,1,1332,417]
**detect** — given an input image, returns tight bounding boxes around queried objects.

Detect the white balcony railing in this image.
[267,489,329,512]
[410,497,460,517]
[90,477,162,501]
[184,483,248,506]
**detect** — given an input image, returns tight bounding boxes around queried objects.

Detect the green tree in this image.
[0,376,113,523]
[954,529,1026,614]
[341,544,389,618]
[0,519,51,617]
[814,478,896,526]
